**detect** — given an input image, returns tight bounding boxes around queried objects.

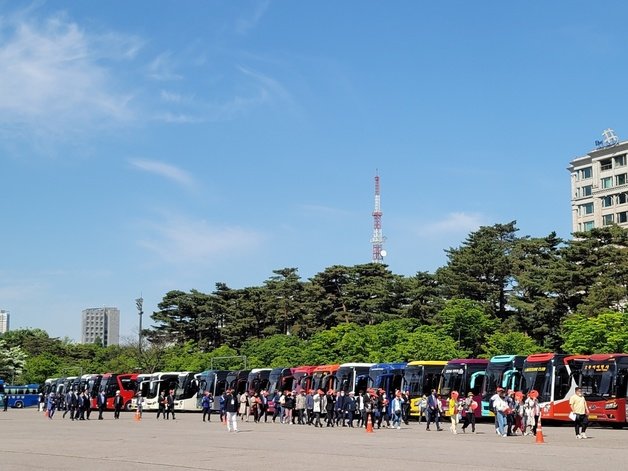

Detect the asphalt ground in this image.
[0,409,625,471]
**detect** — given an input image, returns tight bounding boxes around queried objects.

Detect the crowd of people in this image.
[38,385,591,440]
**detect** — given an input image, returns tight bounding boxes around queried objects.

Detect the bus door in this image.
[355,373,369,394]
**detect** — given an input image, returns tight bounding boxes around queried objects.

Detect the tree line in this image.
[3,221,628,384]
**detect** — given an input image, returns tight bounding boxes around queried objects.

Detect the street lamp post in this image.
[136,297,144,356]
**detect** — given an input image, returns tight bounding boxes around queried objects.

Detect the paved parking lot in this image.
[0,409,625,471]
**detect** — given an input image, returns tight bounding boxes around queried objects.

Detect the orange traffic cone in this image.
[535,417,545,444]
[366,415,374,433]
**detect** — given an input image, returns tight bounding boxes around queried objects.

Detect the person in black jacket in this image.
[166,390,176,420]
[345,392,357,427]
[224,389,239,432]
[325,391,335,427]
[335,391,346,426]
[113,390,124,419]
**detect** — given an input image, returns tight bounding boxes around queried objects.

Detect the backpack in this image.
[488,398,495,413]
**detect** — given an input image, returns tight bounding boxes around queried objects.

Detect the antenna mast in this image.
[371,172,386,263]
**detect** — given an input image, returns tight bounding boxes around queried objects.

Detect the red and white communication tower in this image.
[371,172,387,263]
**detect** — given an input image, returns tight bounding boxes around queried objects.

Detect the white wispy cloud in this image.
[147,52,183,81]
[235,0,270,35]
[417,212,487,237]
[0,12,141,140]
[129,159,198,189]
[237,65,292,104]
[138,214,264,263]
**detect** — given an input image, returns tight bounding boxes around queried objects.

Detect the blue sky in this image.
[1,1,626,341]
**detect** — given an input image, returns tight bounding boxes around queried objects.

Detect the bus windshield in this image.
[404,366,424,397]
[335,368,352,393]
[311,372,326,392]
[176,374,198,400]
[440,367,464,397]
[522,363,551,402]
[581,363,615,400]
[483,363,510,399]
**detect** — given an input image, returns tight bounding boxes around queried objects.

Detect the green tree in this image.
[0,339,27,381]
[509,232,566,349]
[561,311,628,354]
[481,331,544,358]
[437,221,518,319]
[433,299,495,357]
[393,326,469,362]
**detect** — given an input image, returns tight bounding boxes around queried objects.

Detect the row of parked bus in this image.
[40,353,628,426]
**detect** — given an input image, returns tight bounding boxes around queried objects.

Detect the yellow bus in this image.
[404,361,447,418]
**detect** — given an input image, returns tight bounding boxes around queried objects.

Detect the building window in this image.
[603,214,614,226]
[583,221,595,231]
[602,177,613,189]
[617,173,627,186]
[580,185,593,197]
[602,195,614,207]
[618,193,628,205]
[618,212,628,224]
[579,167,593,179]
[601,159,613,171]
[615,155,627,167]
[580,203,594,215]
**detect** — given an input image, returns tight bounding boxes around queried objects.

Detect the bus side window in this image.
[616,369,628,398]
[556,368,569,401]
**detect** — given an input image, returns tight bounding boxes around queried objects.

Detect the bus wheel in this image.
[612,423,624,429]
[124,401,132,411]
[15,401,23,408]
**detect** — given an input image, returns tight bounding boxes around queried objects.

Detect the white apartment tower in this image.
[569,130,628,232]
[81,307,120,347]
[0,310,9,334]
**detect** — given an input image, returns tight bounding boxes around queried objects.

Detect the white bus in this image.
[336,363,374,394]
[174,372,201,412]
[143,372,180,411]
[130,373,152,410]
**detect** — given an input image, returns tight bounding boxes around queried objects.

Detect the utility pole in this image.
[136,296,144,356]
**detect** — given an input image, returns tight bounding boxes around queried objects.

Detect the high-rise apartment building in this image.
[81,307,120,346]
[569,130,628,232]
[0,310,9,334]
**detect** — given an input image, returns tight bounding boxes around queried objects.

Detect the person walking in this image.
[523,391,540,436]
[166,389,176,420]
[113,390,124,419]
[225,389,239,432]
[569,387,590,439]
[460,392,477,433]
[335,391,346,426]
[46,392,56,419]
[201,391,212,422]
[156,391,166,419]
[295,390,306,425]
[97,390,107,420]
[391,391,404,429]
[305,390,314,425]
[401,390,411,425]
[313,390,323,427]
[346,392,356,427]
[325,390,336,427]
[251,392,261,423]
[260,391,269,422]
[272,391,282,423]
[283,391,295,424]
[447,391,460,434]
[135,391,143,419]
[493,389,509,437]
[426,389,442,431]
[219,391,227,423]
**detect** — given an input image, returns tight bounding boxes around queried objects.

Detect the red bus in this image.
[522,353,587,421]
[291,365,317,394]
[98,373,138,410]
[579,353,628,425]
[310,364,340,393]
[438,359,488,418]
